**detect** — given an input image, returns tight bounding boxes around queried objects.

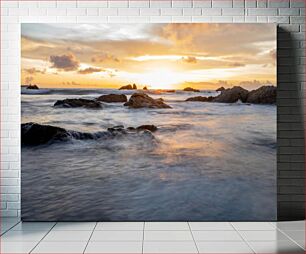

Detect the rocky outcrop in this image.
[136,125,158,132]
[186,96,214,102]
[166,90,175,93]
[183,87,200,92]
[143,86,148,90]
[119,84,137,90]
[212,86,249,103]
[22,123,158,146]
[246,86,276,104]
[124,93,171,109]
[97,94,127,103]
[216,86,225,92]
[27,84,39,89]
[54,98,102,109]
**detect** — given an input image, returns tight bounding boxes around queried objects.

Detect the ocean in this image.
[21,87,276,221]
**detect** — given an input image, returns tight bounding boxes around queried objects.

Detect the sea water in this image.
[21,88,276,221]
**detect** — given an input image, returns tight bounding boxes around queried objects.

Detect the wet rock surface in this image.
[97,94,127,103]
[124,93,171,109]
[54,98,102,109]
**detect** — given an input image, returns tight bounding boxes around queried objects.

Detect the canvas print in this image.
[21,24,276,221]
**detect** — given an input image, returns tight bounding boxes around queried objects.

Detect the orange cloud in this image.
[78,67,103,74]
[23,67,46,75]
[182,56,197,64]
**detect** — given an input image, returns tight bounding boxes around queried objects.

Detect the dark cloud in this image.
[182,56,197,64]
[50,54,79,71]
[23,68,46,75]
[78,67,102,74]
[91,53,119,63]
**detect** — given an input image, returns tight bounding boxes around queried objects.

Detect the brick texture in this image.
[0,0,304,220]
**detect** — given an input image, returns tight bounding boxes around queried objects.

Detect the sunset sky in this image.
[21,23,276,90]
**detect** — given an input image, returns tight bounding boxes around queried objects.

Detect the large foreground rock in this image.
[212,86,249,103]
[22,123,158,146]
[183,87,200,92]
[124,93,171,109]
[97,94,127,103]
[216,86,225,92]
[54,98,102,109]
[22,122,70,145]
[186,96,214,102]
[246,86,276,104]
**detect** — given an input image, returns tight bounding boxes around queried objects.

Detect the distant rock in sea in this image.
[27,84,39,90]
[183,87,200,92]
[124,93,171,109]
[186,96,214,102]
[54,98,102,109]
[212,86,249,103]
[119,84,137,90]
[246,86,276,104]
[216,86,225,92]
[97,94,127,103]
[136,125,158,132]
[143,86,148,90]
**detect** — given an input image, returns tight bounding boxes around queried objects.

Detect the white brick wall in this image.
[0,0,305,218]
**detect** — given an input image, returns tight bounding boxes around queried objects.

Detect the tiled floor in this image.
[0,219,304,253]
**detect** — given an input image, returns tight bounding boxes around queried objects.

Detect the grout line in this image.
[141,221,145,254]
[229,222,256,254]
[276,227,305,251]
[83,222,97,254]
[0,219,21,236]
[29,222,57,254]
[187,222,200,254]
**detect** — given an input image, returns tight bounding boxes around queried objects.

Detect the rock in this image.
[183,87,200,92]
[124,93,171,109]
[119,84,133,90]
[166,90,175,93]
[143,86,148,90]
[136,125,158,132]
[97,94,127,103]
[27,84,39,90]
[186,96,214,102]
[212,86,249,103]
[22,122,70,145]
[132,83,137,89]
[54,98,102,109]
[216,86,225,92]
[246,86,276,104]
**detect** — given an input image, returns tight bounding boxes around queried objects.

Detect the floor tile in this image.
[52,222,96,231]
[189,222,234,231]
[11,222,55,231]
[239,230,291,241]
[85,241,142,253]
[143,241,198,253]
[32,241,87,253]
[193,230,243,241]
[1,241,37,253]
[42,230,92,242]
[276,221,305,231]
[90,230,143,241]
[1,230,47,242]
[249,240,304,253]
[145,222,189,231]
[95,222,144,231]
[197,241,253,253]
[232,222,276,231]
[144,230,193,241]
[282,230,305,249]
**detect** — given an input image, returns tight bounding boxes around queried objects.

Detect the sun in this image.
[137,68,185,90]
